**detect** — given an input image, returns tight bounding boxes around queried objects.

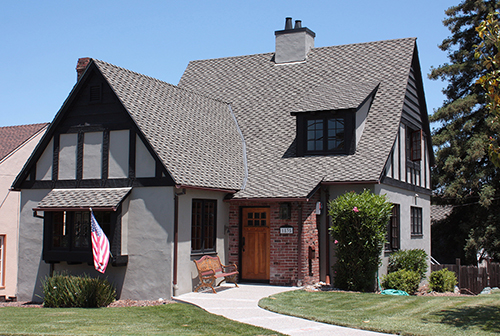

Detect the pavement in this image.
[174,283,394,336]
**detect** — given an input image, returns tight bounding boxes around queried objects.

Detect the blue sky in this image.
[1,0,459,127]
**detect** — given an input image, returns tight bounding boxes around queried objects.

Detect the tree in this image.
[429,0,500,263]
[476,12,500,167]
[328,190,393,292]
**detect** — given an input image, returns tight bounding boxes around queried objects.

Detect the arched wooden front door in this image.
[241,207,270,280]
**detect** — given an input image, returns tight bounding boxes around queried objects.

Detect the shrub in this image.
[42,273,116,308]
[387,249,428,281]
[381,269,421,294]
[429,269,457,292]
[329,190,393,292]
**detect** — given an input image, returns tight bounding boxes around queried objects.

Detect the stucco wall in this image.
[325,184,431,288]
[18,186,176,301]
[0,130,45,299]
[375,184,431,279]
[17,189,51,301]
[56,186,175,300]
[176,188,230,296]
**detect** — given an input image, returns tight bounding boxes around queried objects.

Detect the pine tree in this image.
[430,0,500,262]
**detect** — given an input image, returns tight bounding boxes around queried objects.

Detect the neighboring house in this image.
[13,18,433,301]
[0,123,48,300]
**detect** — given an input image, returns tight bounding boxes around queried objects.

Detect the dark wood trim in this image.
[129,130,136,179]
[52,134,59,182]
[381,176,431,195]
[102,130,109,180]
[19,176,175,189]
[76,132,84,182]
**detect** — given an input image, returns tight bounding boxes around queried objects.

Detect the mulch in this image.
[0,299,175,308]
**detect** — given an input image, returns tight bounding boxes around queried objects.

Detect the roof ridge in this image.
[92,59,232,105]
[312,37,416,51]
[0,122,49,129]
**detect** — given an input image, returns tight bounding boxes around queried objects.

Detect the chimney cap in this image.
[275,18,316,38]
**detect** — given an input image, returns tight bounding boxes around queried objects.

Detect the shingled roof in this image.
[179,38,418,199]
[0,123,48,162]
[91,60,246,190]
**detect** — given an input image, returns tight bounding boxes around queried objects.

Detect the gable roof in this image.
[0,123,48,162]
[13,61,246,191]
[92,60,246,190]
[179,38,419,199]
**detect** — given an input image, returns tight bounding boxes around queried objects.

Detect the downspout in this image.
[325,187,331,284]
[297,203,303,286]
[173,188,186,297]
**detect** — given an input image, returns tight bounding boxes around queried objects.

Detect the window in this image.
[44,211,113,263]
[411,207,423,236]
[406,127,422,161]
[306,117,345,152]
[294,110,354,156]
[385,204,400,251]
[0,235,4,288]
[191,199,217,253]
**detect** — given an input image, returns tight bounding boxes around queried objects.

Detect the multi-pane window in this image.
[0,235,4,288]
[191,199,217,253]
[385,204,400,251]
[50,211,111,251]
[406,127,422,161]
[306,117,345,153]
[411,207,423,236]
[247,210,268,227]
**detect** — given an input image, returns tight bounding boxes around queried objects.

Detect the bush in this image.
[329,190,393,292]
[429,269,457,292]
[381,269,421,294]
[42,273,116,308]
[388,249,428,281]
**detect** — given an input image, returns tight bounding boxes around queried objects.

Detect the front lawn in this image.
[0,303,283,336]
[259,290,500,336]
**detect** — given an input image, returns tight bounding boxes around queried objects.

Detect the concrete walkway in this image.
[174,284,393,336]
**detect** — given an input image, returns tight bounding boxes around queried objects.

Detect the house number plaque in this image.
[280,226,293,234]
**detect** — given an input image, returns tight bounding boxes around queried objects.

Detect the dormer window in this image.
[294,110,354,156]
[307,117,345,152]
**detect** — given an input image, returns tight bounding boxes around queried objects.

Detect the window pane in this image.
[327,118,345,150]
[72,211,90,249]
[307,119,324,151]
[191,200,202,251]
[52,211,68,248]
[191,199,216,253]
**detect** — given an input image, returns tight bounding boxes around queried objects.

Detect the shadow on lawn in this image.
[426,304,500,333]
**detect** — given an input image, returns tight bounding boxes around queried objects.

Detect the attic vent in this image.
[90,85,102,102]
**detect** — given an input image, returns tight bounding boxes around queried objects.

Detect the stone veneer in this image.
[228,192,320,286]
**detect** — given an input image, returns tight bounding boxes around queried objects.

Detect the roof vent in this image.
[274,17,315,64]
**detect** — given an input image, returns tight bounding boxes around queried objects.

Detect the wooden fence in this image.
[431,258,500,294]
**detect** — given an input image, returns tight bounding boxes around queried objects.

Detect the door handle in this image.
[242,237,245,252]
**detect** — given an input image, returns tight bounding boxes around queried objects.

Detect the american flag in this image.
[90,209,110,273]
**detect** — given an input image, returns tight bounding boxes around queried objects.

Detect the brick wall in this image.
[228,193,320,286]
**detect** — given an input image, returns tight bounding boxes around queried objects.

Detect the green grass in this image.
[0,303,283,336]
[259,290,500,336]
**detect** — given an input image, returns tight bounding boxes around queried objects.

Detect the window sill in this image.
[190,251,217,258]
[411,234,423,239]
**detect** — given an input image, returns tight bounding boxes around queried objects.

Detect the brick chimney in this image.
[76,57,91,81]
[275,17,315,64]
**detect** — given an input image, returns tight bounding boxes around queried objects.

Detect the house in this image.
[13,18,433,301]
[0,123,48,300]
